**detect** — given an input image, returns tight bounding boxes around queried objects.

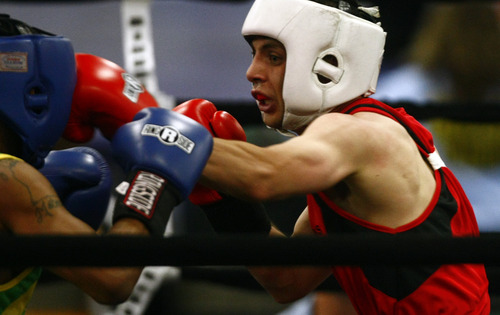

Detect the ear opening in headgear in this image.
[26,85,49,116]
[314,51,344,85]
[317,54,339,84]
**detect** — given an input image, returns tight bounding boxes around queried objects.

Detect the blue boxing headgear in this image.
[0,14,76,167]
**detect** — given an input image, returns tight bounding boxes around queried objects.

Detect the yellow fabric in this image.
[0,154,21,162]
[0,267,41,315]
[0,269,36,292]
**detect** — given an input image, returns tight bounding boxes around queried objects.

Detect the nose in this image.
[246,59,264,85]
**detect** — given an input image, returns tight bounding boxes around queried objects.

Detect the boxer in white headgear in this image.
[173,1,490,313]
[242,0,386,134]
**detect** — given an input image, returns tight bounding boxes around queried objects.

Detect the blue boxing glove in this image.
[39,147,112,230]
[111,107,213,236]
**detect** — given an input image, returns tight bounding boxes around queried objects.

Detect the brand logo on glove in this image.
[122,73,144,103]
[141,124,195,153]
[125,171,165,218]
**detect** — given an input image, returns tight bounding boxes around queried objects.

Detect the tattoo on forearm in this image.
[0,159,62,223]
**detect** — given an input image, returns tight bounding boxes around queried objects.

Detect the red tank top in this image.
[307,98,490,314]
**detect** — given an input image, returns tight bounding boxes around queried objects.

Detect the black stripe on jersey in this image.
[312,170,458,300]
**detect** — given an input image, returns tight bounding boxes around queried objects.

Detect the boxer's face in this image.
[246,37,286,129]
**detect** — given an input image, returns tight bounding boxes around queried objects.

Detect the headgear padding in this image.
[0,15,76,167]
[242,0,386,132]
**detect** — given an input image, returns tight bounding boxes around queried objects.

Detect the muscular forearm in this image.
[201,136,340,201]
[200,138,284,201]
[53,266,142,305]
[249,265,325,304]
[201,140,254,200]
[247,227,295,302]
[247,227,331,304]
[51,219,149,305]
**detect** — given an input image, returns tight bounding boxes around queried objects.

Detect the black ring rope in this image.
[185,100,500,125]
[3,233,500,268]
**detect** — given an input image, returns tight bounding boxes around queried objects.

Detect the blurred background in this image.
[3,0,500,314]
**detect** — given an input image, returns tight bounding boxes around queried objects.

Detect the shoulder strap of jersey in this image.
[341,98,444,169]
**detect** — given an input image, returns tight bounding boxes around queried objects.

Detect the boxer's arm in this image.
[200,113,371,201]
[171,99,338,303]
[0,157,147,304]
[171,100,333,301]
[173,99,271,234]
[173,98,246,205]
[53,218,150,304]
[247,209,332,304]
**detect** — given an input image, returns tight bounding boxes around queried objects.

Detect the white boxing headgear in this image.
[242,0,386,132]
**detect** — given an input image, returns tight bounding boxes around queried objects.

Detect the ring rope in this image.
[2,233,500,268]
[175,100,500,125]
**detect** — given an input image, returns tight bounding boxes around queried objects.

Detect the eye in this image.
[269,53,283,65]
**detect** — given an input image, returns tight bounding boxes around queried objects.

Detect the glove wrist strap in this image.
[113,170,179,237]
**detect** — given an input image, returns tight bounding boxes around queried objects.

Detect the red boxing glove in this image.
[63,53,159,143]
[173,99,246,205]
[173,99,246,141]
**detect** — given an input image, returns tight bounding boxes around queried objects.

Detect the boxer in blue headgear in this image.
[0,13,76,167]
[0,14,213,314]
